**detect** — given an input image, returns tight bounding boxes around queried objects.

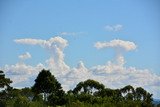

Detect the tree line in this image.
[0,69,159,107]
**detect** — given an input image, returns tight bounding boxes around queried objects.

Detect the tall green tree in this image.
[32,69,65,105]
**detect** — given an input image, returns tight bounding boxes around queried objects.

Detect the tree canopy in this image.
[0,70,12,89]
[32,69,65,106]
[0,69,156,107]
[73,79,105,94]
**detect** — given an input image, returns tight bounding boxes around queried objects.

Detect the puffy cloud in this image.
[1,37,159,99]
[45,57,70,76]
[90,57,160,98]
[1,51,44,87]
[15,36,70,74]
[105,24,123,32]
[2,63,44,75]
[95,39,137,51]
[59,61,91,91]
[1,62,45,87]
[19,52,31,60]
[93,40,159,98]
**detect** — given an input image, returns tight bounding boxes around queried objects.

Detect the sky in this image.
[0,0,160,99]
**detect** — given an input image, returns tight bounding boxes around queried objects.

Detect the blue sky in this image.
[0,0,160,98]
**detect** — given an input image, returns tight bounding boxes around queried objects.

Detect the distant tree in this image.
[95,88,122,102]
[32,69,65,106]
[135,87,147,101]
[0,70,12,106]
[145,92,153,106]
[13,96,30,107]
[157,103,160,107]
[48,89,67,106]
[32,94,43,102]
[121,85,135,100]
[121,85,135,94]
[95,88,114,97]
[8,88,21,99]
[0,70,12,89]
[21,87,34,101]
[73,79,105,95]
[73,82,84,94]
[146,92,153,102]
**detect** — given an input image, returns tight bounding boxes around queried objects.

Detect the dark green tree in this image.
[95,88,114,97]
[21,87,34,101]
[48,89,67,106]
[0,70,12,106]
[32,69,65,106]
[0,70,12,89]
[121,85,135,94]
[135,87,147,101]
[134,87,153,107]
[13,96,30,107]
[95,88,122,102]
[120,85,135,100]
[73,79,105,95]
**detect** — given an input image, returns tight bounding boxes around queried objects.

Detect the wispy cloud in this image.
[105,24,123,32]
[59,32,77,36]
[59,32,85,36]
[19,52,31,60]
[14,36,68,50]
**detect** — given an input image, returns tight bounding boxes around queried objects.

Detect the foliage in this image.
[32,69,63,101]
[0,69,155,107]
[0,70,12,89]
[32,69,65,106]
[0,70,13,106]
[69,79,153,107]
[73,79,105,94]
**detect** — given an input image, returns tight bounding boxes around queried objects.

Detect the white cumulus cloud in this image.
[59,61,91,90]
[95,39,137,51]
[0,37,159,99]
[1,62,45,87]
[15,36,70,74]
